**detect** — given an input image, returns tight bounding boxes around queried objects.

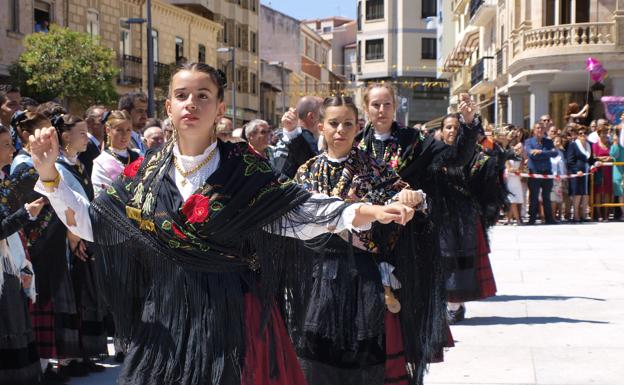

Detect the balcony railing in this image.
[524,22,614,49]
[512,22,615,59]
[471,57,485,87]
[117,54,142,86]
[154,62,172,88]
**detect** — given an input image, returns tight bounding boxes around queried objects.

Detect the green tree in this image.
[11,25,119,107]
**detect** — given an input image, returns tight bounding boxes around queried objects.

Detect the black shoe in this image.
[447,305,466,325]
[82,359,106,372]
[58,360,90,377]
[42,366,69,383]
[527,221,536,225]
[545,220,560,225]
[114,351,125,363]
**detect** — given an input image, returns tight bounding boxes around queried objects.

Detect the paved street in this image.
[68,222,624,385]
[425,222,624,385]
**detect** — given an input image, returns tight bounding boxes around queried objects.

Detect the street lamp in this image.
[125,0,155,118]
[217,47,236,127]
[269,61,286,115]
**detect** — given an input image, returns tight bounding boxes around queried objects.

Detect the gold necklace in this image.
[108,147,131,166]
[173,148,217,187]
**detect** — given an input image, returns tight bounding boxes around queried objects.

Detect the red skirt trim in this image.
[29,300,57,359]
[475,220,497,299]
[242,293,308,385]
[384,311,408,385]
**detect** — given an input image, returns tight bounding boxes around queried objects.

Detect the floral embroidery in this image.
[172,223,188,239]
[161,220,172,231]
[123,156,145,178]
[181,194,211,223]
[243,153,272,176]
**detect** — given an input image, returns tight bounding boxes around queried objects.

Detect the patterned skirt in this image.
[446,218,497,303]
[0,273,41,385]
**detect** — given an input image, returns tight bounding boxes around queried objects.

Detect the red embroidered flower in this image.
[172,223,187,239]
[181,194,210,223]
[389,159,399,169]
[123,157,144,178]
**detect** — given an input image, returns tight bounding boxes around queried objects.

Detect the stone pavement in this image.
[425,222,624,385]
[68,222,624,385]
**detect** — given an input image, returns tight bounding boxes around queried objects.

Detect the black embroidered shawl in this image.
[89,140,347,385]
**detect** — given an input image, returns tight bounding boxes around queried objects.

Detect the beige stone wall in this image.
[0,0,65,76]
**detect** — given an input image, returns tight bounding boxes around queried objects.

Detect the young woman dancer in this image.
[292,96,431,385]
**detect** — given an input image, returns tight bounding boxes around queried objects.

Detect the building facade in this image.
[172,0,260,126]
[440,0,624,129]
[260,5,335,117]
[356,0,449,126]
[1,0,221,116]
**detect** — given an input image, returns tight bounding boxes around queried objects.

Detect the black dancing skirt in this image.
[294,245,386,380]
[0,273,41,385]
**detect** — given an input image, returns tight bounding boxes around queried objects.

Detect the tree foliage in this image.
[11,25,119,107]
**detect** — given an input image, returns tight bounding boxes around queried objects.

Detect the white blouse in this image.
[36,144,368,243]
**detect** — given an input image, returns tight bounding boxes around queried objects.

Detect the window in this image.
[250,72,257,95]
[222,20,228,43]
[365,39,384,61]
[545,0,589,26]
[305,38,313,58]
[366,0,384,21]
[10,0,19,32]
[422,0,437,18]
[251,0,257,12]
[198,44,206,63]
[357,41,362,73]
[236,25,242,48]
[119,21,131,56]
[357,1,362,30]
[250,31,257,53]
[175,37,184,64]
[34,0,51,33]
[323,26,331,33]
[86,9,99,37]
[152,29,159,62]
[422,38,436,60]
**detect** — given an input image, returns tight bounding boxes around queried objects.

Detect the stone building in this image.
[439,0,624,129]
[355,0,449,126]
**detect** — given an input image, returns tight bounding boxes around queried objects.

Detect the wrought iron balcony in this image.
[117,54,142,86]
[471,57,485,87]
[154,62,173,88]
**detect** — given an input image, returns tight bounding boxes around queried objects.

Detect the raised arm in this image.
[29,127,94,242]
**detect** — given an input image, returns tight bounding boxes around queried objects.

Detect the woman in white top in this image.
[28,62,415,385]
[91,110,141,196]
[505,143,524,225]
[549,135,567,221]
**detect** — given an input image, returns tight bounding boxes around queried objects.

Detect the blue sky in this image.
[261,0,356,21]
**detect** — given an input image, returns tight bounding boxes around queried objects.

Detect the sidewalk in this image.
[424,222,624,385]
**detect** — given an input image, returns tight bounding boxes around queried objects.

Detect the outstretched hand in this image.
[458,93,475,124]
[29,126,60,181]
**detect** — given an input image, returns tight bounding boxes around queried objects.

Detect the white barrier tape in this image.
[507,162,616,180]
